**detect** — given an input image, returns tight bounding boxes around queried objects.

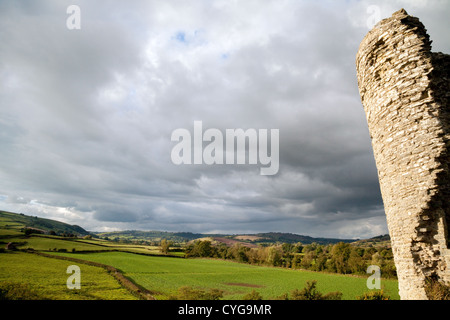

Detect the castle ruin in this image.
[356,9,450,299]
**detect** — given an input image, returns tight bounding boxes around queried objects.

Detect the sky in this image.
[1,0,449,239]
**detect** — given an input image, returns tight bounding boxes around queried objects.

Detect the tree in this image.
[23,228,33,236]
[381,258,397,278]
[356,290,391,300]
[299,252,314,269]
[290,281,323,300]
[160,239,172,254]
[282,243,294,254]
[185,240,215,258]
[289,281,342,300]
[215,243,229,259]
[293,243,304,253]
[348,248,366,274]
[302,243,319,253]
[330,242,352,274]
[291,255,302,269]
[256,246,269,265]
[312,253,327,271]
[243,290,263,300]
[371,252,383,266]
[267,247,282,266]
[197,240,213,256]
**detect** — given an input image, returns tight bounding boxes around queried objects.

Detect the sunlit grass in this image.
[0,251,137,300]
[53,251,400,300]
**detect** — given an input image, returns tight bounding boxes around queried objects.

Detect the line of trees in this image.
[184,240,396,278]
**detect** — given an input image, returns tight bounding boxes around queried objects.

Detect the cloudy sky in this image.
[1,0,449,239]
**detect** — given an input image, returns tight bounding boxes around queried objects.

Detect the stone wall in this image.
[356,9,450,299]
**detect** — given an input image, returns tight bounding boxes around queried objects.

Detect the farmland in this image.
[0,251,137,300]
[51,251,400,300]
[0,210,399,300]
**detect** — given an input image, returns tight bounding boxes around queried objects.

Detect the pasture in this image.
[0,251,138,300]
[52,251,400,300]
[0,211,399,300]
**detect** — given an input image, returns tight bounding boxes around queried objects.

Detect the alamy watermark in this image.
[366,265,381,289]
[366,5,381,30]
[66,265,81,289]
[171,121,279,175]
[66,5,81,30]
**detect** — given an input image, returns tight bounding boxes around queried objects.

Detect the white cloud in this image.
[0,0,448,238]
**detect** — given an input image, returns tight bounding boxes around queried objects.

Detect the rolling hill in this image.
[95,230,358,245]
[0,210,90,236]
[1,209,387,246]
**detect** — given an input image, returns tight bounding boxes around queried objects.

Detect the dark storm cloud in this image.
[1,0,449,238]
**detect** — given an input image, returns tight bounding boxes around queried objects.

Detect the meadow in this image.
[0,251,137,300]
[51,251,400,300]
[0,210,399,300]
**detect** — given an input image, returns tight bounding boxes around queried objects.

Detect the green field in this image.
[5,234,171,255]
[0,251,137,300]
[1,210,399,300]
[1,229,180,256]
[52,251,400,300]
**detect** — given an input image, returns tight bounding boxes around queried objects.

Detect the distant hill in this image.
[95,230,357,245]
[247,232,355,245]
[351,234,391,247]
[93,230,206,242]
[0,210,90,236]
[1,209,387,246]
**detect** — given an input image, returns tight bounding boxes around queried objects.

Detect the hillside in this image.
[94,230,206,243]
[1,209,388,247]
[351,234,391,248]
[0,208,397,301]
[95,230,357,246]
[0,210,90,236]
[246,232,355,245]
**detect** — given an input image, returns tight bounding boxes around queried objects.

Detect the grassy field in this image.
[1,210,399,300]
[0,251,138,300]
[6,235,111,252]
[2,233,181,256]
[52,251,400,300]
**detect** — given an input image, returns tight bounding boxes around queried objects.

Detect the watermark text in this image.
[171,121,279,175]
[66,265,81,289]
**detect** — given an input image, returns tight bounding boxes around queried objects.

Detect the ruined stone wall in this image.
[356,9,450,300]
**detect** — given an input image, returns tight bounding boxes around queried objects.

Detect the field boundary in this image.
[28,250,156,300]
[47,248,185,258]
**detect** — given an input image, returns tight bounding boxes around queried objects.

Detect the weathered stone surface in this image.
[356,9,450,300]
